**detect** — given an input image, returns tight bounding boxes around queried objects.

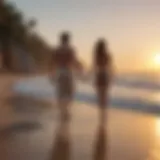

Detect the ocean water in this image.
[13,75,160,115]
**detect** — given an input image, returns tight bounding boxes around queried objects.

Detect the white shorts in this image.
[55,69,74,101]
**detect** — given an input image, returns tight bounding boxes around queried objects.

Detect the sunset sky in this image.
[8,0,160,72]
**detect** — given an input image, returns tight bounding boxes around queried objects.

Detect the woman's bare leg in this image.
[97,86,107,126]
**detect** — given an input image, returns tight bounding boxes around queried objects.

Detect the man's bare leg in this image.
[58,98,72,123]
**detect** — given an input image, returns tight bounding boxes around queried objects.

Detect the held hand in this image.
[49,71,55,84]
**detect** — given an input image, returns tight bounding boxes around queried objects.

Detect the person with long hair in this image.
[93,39,113,126]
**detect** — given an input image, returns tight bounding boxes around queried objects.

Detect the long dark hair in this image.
[94,39,110,66]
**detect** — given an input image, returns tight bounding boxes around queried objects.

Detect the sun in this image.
[154,53,160,66]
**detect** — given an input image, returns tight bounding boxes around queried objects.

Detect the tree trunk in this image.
[0,25,12,70]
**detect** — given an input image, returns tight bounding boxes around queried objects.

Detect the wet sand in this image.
[0,75,160,160]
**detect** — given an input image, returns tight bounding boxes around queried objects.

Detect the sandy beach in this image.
[0,74,160,160]
[1,0,160,159]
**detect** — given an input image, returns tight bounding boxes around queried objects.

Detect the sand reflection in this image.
[50,121,71,160]
[92,125,108,160]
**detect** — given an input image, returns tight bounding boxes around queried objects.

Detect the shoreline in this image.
[12,76,160,116]
[0,74,159,160]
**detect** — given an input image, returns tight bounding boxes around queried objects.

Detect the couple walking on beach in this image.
[50,31,113,126]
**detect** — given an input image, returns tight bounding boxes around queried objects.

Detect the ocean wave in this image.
[12,76,160,115]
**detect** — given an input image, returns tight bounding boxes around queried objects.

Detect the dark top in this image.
[94,51,111,70]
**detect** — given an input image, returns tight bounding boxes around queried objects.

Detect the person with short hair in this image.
[50,32,80,122]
